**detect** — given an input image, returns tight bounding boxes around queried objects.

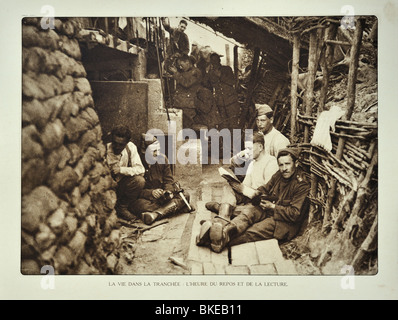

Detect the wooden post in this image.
[307,28,325,222]
[333,18,363,160]
[234,45,239,90]
[290,33,300,141]
[308,155,320,223]
[319,24,338,113]
[126,18,132,44]
[249,47,261,87]
[270,82,283,107]
[321,18,364,233]
[104,17,109,34]
[345,18,364,121]
[303,30,318,143]
[351,214,377,271]
[350,146,378,219]
[113,18,118,47]
[225,44,231,67]
[243,47,261,128]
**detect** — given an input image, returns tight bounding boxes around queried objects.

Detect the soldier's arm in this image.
[219,66,235,86]
[119,143,146,176]
[173,69,202,88]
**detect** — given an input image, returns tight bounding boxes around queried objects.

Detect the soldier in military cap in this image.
[254,103,290,157]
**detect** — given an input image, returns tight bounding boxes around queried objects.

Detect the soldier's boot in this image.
[196,220,213,247]
[196,201,221,246]
[116,202,136,221]
[141,198,186,225]
[209,203,238,253]
[205,201,221,213]
[196,203,234,248]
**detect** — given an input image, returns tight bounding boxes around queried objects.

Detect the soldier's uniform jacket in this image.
[257,167,310,240]
[163,25,190,56]
[139,153,175,200]
[205,65,238,107]
[173,66,202,109]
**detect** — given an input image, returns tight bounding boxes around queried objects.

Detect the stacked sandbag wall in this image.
[21,17,120,275]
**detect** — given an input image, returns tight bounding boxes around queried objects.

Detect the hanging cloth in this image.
[310,105,346,151]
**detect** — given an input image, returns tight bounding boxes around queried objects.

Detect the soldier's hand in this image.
[260,199,275,211]
[169,65,178,74]
[152,189,164,199]
[111,166,121,175]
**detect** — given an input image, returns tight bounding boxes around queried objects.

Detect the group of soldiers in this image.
[162,18,241,132]
[106,127,193,226]
[105,19,311,254]
[106,104,310,253]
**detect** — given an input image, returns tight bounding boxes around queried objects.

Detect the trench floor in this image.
[114,164,298,275]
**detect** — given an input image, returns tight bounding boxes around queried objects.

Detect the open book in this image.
[218,167,277,202]
[218,167,241,184]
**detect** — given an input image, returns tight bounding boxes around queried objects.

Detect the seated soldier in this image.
[205,131,279,214]
[197,147,310,253]
[106,125,146,220]
[230,104,290,177]
[129,134,193,225]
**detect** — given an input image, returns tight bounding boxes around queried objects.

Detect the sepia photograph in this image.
[20,14,379,277]
[1,0,397,301]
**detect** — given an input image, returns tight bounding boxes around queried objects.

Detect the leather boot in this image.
[196,220,213,246]
[205,201,220,213]
[209,203,237,253]
[141,198,185,225]
[116,202,136,221]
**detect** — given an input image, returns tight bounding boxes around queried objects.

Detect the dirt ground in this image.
[113,164,223,275]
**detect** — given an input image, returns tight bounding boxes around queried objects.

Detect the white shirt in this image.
[106,141,145,181]
[264,127,290,157]
[242,152,279,190]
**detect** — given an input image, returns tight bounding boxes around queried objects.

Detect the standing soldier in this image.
[204,52,241,132]
[254,103,290,157]
[230,104,290,177]
[161,18,190,74]
[169,54,202,128]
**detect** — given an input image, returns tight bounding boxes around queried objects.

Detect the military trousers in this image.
[228,204,276,246]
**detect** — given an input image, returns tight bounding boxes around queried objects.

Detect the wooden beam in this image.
[322,18,364,233]
[303,30,318,143]
[113,18,118,47]
[270,82,283,108]
[335,18,364,160]
[104,17,109,34]
[345,18,364,121]
[225,43,231,67]
[126,18,132,43]
[233,45,239,90]
[351,146,378,219]
[244,47,261,128]
[351,214,377,271]
[319,24,338,113]
[325,40,351,46]
[290,33,300,141]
